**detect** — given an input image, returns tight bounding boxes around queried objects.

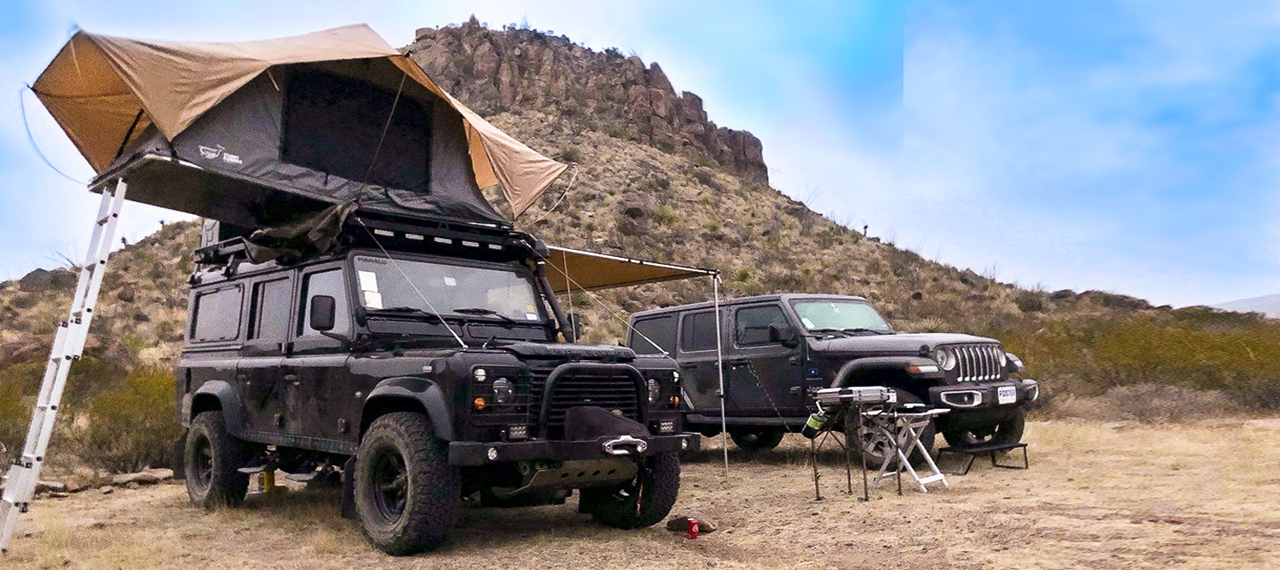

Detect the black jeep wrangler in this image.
[177,218,696,555]
[627,294,1036,463]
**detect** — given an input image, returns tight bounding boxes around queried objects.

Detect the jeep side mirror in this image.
[310,295,336,332]
[768,323,798,347]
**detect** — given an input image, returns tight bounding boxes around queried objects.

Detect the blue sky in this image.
[0,0,1275,308]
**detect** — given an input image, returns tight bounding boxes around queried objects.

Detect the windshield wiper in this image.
[842,328,889,335]
[452,307,518,325]
[366,306,445,322]
[808,328,850,338]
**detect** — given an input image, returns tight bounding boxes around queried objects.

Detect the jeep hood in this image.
[810,332,998,355]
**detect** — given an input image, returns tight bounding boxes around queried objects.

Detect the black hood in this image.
[810,332,998,355]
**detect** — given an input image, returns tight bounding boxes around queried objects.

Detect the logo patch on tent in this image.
[197,144,243,165]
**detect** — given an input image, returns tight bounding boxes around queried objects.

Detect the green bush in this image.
[0,381,28,465]
[68,367,180,473]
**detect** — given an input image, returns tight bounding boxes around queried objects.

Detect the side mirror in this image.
[310,295,336,332]
[768,323,799,347]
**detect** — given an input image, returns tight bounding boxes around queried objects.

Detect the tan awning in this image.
[31,24,565,218]
[544,246,717,294]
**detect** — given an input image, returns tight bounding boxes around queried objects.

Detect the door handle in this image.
[678,363,698,369]
[723,359,749,367]
[283,373,298,382]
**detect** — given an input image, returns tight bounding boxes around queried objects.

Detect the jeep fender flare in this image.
[831,356,944,388]
[361,377,455,441]
[186,380,246,437]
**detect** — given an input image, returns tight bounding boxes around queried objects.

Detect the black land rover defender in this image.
[177,218,696,555]
[627,294,1037,463]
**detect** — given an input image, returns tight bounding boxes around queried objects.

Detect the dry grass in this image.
[5,419,1278,569]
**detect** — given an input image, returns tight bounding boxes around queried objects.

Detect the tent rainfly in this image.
[31,25,568,227]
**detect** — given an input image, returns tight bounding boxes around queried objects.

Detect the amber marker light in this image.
[473,397,487,411]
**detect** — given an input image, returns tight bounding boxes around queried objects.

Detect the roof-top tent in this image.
[33,25,567,229]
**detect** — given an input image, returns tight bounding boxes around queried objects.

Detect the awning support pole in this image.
[1,179,127,554]
[713,274,729,478]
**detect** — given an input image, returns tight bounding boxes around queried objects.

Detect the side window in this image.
[736,305,788,347]
[299,269,350,336]
[249,278,292,341]
[680,311,719,353]
[631,316,676,355]
[190,286,243,343]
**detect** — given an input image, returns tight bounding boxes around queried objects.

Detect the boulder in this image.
[665,513,718,533]
[35,481,67,494]
[111,468,174,486]
[18,268,77,292]
[619,194,656,219]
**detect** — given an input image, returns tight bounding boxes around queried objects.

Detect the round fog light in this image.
[487,447,499,461]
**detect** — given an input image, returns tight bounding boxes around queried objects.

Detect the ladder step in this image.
[917,474,947,484]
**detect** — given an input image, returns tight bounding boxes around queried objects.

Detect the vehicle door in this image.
[237,275,294,435]
[675,309,727,414]
[725,303,806,415]
[184,283,246,430]
[282,264,355,444]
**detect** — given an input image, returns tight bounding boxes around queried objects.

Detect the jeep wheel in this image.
[354,412,461,556]
[943,409,1026,449]
[579,452,680,530]
[850,393,936,470]
[729,427,786,452]
[184,411,250,508]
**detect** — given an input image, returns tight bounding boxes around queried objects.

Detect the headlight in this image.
[492,378,513,404]
[473,368,487,382]
[934,348,957,371]
[1006,353,1025,374]
[647,378,660,403]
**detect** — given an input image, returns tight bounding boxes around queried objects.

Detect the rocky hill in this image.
[2,20,1277,466]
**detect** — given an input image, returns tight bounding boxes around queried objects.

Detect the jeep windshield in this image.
[791,300,892,335]
[353,255,545,324]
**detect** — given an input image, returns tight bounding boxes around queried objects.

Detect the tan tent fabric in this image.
[32,25,566,217]
[544,246,717,294]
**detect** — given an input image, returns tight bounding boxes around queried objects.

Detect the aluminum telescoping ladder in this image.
[0,180,127,553]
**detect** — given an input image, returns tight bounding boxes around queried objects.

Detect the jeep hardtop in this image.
[627,294,1037,463]
[178,217,696,555]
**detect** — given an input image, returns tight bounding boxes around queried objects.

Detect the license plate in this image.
[997,386,1017,405]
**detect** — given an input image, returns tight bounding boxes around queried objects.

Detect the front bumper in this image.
[448,432,700,467]
[927,378,1038,411]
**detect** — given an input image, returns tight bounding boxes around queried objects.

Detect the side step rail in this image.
[0,180,127,554]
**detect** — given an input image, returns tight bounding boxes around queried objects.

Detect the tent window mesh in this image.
[283,71,430,192]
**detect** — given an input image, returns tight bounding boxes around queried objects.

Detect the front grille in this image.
[954,344,1005,382]
[530,369,642,439]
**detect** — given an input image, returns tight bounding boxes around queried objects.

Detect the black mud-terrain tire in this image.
[354,412,461,556]
[580,452,680,530]
[729,427,786,452]
[184,411,251,508]
[851,392,936,470]
[943,409,1026,449]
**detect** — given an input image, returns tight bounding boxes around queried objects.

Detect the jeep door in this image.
[237,275,294,436]
[725,303,806,415]
[675,309,725,413]
[282,264,355,446]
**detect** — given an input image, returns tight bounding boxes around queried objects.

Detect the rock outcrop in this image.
[407,18,769,186]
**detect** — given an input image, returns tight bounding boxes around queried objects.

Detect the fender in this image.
[186,380,246,437]
[831,356,945,388]
[363,377,455,441]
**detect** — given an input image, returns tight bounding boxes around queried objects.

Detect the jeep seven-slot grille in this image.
[530,371,642,439]
[954,344,1005,382]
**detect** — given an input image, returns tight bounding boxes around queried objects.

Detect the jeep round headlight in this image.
[647,379,660,403]
[934,348,956,371]
[492,378,513,404]
[473,368,487,382]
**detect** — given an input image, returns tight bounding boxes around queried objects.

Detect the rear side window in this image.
[249,278,292,341]
[680,311,719,352]
[190,286,243,343]
[735,305,788,347]
[631,316,676,355]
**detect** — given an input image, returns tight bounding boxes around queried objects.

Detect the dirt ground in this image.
[5,419,1279,570]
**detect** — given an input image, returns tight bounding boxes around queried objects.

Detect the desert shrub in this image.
[0,381,28,465]
[68,367,180,473]
[1041,384,1241,423]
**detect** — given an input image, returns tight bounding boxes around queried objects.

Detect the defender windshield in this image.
[791,300,891,334]
[353,255,545,322]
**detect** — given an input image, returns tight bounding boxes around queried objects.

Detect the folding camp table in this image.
[868,406,950,494]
